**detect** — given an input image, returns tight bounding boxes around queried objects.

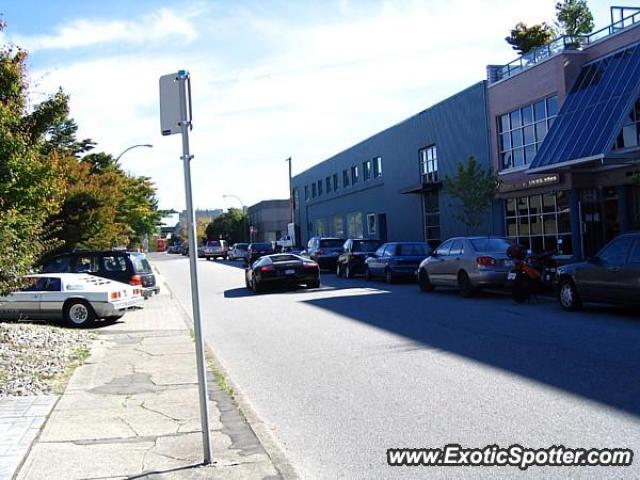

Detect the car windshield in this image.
[470,238,513,253]
[235,244,248,250]
[397,243,428,256]
[131,254,152,273]
[207,241,221,247]
[271,255,300,263]
[320,239,344,248]
[353,240,380,252]
[252,243,272,250]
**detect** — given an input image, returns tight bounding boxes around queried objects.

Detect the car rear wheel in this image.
[251,275,264,294]
[418,269,435,292]
[364,267,372,281]
[559,279,582,311]
[63,300,96,328]
[458,271,474,298]
[385,268,394,284]
[307,279,320,289]
[345,264,353,279]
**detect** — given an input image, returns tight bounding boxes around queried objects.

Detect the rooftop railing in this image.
[489,8,640,84]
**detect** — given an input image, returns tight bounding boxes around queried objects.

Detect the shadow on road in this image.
[302,289,640,416]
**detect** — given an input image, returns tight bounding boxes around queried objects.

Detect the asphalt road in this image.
[152,253,640,480]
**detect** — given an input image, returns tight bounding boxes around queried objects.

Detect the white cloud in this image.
[24,0,615,211]
[15,8,198,52]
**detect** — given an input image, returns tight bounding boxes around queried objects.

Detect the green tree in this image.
[205,208,247,243]
[0,29,67,294]
[505,22,555,54]
[443,157,499,234]
[555,0,594,37]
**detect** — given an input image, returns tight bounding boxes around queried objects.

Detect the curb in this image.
[155,267,300,480]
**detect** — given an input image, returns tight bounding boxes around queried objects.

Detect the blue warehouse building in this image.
[292,81,502,249]
[292,5,640,260]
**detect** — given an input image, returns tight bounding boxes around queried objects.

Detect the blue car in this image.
[364,242,431,283]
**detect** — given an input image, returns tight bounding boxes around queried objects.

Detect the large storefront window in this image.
[505,191,572,255]
[498,95,558,170]
[423,191,440,248]
[347,212,364,238]
[315,219,328,236]
[333,215,344,237]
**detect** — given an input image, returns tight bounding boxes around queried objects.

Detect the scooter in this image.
[506,245,557,303]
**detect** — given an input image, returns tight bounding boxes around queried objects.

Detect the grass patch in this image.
[51,345,92,395]
[205,352,235,398]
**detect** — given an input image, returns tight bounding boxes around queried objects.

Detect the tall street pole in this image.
[286,156,293,224]
[159,70,212,464]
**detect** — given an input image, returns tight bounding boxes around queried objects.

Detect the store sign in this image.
[500,174,560,193]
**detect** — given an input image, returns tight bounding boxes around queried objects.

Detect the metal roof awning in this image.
[527,42,640,174]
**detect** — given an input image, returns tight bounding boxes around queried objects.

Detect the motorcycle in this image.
[506,245,558,303]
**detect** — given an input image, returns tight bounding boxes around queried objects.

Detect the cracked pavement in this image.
[16,283,284,480]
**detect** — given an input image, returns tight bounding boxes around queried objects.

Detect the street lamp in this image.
[115,143,153,163]
[222,194,248,242]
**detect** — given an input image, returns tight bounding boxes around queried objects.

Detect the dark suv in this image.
[336,239,382,278]
[42,251,160,299]
[306,237,345,270]
[247,242,275,264]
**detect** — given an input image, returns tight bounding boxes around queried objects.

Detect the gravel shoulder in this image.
[0,322,93,397]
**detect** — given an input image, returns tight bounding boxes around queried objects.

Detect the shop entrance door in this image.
[580,188,620,258]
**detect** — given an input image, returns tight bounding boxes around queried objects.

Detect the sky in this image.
[1,0,620,212]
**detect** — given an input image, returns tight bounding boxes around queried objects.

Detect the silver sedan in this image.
[417,237,515,297]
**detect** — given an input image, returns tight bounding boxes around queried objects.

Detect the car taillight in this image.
[476,256,497,267]
[110,291,121,300]
[130,275,142,286]
[303,263,318,269]
[260,265,275,272]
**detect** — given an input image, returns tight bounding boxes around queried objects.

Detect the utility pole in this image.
[159,70,212,465]
[286,156,293,224]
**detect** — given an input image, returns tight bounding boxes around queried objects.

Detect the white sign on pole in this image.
[159,73,183,136]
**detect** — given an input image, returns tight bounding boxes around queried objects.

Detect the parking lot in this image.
[153,253,640,480]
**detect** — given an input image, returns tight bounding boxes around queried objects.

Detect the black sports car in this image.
[245,254,320,293]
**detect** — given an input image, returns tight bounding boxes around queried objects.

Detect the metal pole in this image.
[177,71,213,465]
[286,157,293,224]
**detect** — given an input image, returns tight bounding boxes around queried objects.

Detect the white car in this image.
[0,273,144,327]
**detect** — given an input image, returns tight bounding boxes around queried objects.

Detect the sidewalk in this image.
[16,282,284,479]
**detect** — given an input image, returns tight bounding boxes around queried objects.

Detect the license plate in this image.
[507,272,517,280]
[285,269,295,275]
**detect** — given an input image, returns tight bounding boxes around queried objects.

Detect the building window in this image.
[614,99,640,150]
[315,218,328,236]
[304,185,309,201]
[333,174,339,191]
[373,157,382,177]
[343,169,350,187]
[363,160,372,181]
[504,191,572,255]
[333,215,344,237]
[326,176,332,193]
[419,145,438,183]
[367,213,377,237]
[317,180,323,196]
[498,95,558,170]
[347,212,364,238]
[351,165,359,184]
[312,182,317,198]
[423,191,440,248]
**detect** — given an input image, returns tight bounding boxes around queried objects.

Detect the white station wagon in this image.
[0,273,143,327]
